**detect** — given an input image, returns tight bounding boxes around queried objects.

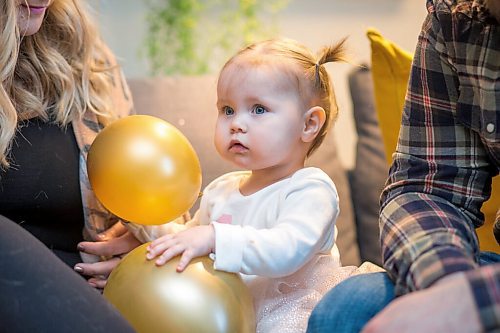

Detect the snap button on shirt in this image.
[486,123,495,133]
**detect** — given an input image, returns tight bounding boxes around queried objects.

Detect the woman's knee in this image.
[0,215,30,250]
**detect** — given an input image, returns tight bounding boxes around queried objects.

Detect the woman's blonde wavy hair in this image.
[0,0,116,168]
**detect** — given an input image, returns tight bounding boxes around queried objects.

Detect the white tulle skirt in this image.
[243,257,384,333]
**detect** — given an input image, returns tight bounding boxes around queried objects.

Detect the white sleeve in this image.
[212,174,339,277]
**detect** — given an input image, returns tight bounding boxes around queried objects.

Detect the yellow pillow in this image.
[366,28,413,165]
[367,28,499,251]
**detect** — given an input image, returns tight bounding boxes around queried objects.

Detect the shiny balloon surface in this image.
[87,115,202,225]
[104,243,255,333]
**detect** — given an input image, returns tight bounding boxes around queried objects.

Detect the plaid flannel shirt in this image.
[380,0,499,330]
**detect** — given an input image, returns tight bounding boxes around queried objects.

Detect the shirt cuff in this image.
[211,222,245,273]
[407,246,477,291]
[465,264,500,331]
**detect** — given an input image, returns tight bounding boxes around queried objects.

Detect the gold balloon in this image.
[104,244,256,333]
[87,115,202,225]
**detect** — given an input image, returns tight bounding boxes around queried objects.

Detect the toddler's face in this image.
[215,64,307,172]
[16,0,53,36]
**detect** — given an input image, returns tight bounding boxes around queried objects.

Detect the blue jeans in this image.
[306,252,500,333]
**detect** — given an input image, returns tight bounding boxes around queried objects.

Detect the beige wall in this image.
[91,0,427,169]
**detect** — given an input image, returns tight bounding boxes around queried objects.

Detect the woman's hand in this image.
[74,222,141,289]
[146,225,215,272]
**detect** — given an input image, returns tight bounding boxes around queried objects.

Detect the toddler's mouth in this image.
[229,140,248,152]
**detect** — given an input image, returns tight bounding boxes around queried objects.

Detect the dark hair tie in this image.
[315,63,320,87]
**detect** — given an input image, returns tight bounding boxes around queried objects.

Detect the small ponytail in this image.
[317,37,348,66]
[301,37,347,156]
[314,37,348,89]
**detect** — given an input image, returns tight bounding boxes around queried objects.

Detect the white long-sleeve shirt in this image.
[195,167,340,275]
[184,167,342,333]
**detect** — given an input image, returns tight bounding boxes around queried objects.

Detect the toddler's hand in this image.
[146,225,215,272]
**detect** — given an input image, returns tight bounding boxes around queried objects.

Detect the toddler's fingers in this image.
[176,250,194,272]
[154,244,184,266]
[148,234,172,250]
[146,238,178,260]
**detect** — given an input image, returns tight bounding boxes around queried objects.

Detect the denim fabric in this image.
[306,272,394,333]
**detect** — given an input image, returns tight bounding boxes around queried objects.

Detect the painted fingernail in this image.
[74,266,83,273]
[77,244,84,251]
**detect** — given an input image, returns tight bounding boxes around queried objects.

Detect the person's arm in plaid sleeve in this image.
[373,0,499,331]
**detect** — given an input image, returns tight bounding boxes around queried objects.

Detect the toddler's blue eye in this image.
[223,106,234,116]
[254,105,266,114]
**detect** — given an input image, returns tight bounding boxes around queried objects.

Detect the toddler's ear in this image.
[301,106,326,143]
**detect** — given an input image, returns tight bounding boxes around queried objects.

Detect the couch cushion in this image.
[366,28,413,165]
[348,66,385,266]
[127,76,360,265]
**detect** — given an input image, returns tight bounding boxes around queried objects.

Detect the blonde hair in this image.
[219,37,347,156]
[0,0,116,168]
